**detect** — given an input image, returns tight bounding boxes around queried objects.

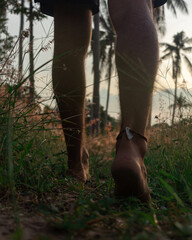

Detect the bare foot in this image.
[66,147,90,182]
[111,131,151,202]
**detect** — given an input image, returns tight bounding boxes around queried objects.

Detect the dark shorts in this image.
[34,0,99,16]
[35,0,167,17]
[154,0,167,8]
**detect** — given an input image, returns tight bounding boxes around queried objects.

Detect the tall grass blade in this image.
[6,108,20,226]
[158,176,185,207]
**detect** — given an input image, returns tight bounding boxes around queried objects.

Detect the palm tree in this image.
[0,0,14,61]
[169,92,192,119]
[161,31,192,125]
[154,0,188,35]
[99,0,115,128]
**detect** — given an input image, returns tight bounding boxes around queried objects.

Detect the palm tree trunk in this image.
[92,13,100,136]
[172,75,177,126]
[29,0,35,103]
[172,53,180,126]
[104,45,113,128]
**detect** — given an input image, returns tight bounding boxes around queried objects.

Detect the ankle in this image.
[116,127,147,157]
[132,134,147,158]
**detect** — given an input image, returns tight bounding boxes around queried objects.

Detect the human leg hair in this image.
[53,2,92,181]
[108,0,159,201]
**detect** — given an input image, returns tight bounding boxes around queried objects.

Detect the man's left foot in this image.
[111,128,151,202]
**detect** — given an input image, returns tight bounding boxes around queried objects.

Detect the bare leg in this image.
[53,2,92,182]
[108,0,159,201]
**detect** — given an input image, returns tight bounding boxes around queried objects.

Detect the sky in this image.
[7,0,192,124]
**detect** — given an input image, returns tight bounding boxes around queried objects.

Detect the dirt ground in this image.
[0,211,115,240]
[0,190,117,240]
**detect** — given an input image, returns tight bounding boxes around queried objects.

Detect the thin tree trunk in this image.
[29,0,34,103]
[104,45,112,128]
[18,0,24,77]
[18,0,25,98]
[147,103,152,128]
[92,13,100,136]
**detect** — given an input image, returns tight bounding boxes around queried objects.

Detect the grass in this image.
[0,97,192,240]
[0,30,192,240]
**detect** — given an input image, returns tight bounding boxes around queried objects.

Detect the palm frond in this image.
[99,40,108,69]
[183,55,192,75]
[173,0,188,14]
[167,0,177,16]
[162,44,177,53]
[100,14,111,33]
[184,37,192,44]
[167,0,188,15]
[160,42,175,49]
[183,47,192,53]
[161,52,172,60]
